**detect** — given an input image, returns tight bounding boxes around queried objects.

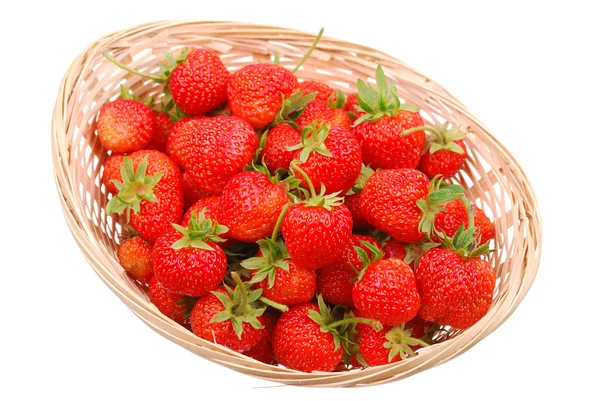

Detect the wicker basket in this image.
[51,20,542,387]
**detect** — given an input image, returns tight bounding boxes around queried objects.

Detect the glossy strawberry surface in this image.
[97,99,155,153]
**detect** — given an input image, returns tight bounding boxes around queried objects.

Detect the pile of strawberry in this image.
[99,32,497,373]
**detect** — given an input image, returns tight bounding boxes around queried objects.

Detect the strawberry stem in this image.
[291,28,324,74]
[259,296,289,312]
[328,317,383,331]
[104,53,166,82]
[290,163,317,198]
[230,272,248,316]
[401,126,442,142]
[460,194,475,229]
[271,203,292,240]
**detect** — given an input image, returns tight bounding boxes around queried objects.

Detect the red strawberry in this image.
[218,171,289,243]
[152,211,228,296]
[290,124,362,195]
[282,168,353,270]
[345,194,372,231]
[383,239,407,260]
[360,170,466,243]
[343,93,360,115]
[227,64,298,129]
[145,112,174,153]
[475,207,495,244]
[101,154,124,195]
[353,253,421,326]
[294,81,335,103]
[352,66,425,169]
[260,123,301,172]
[358,318,430,366]
[242,311,278,364]
[418,122,468,179]
[167,116,258,195]
[243,238,316,306]
[272,297,378,372]
[182,171,210,209]
[148,276,194,326]
[105,150,184,243]
[168,48,229,115]
[434,199,496,244]
[181,196,236,248]
[117,236,154,283]
[317,235,382,307]
[97,98,155,153]
[295,101,351,131]
[190,282,266,352]
[415,227,496,329]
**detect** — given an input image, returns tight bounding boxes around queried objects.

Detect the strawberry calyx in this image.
[327,90,346,110]
[241,238,291,288]
[104,48,189,84]
[105,156,164,221]
[402,121,467,155]
[308,295,383,351]
[287,123,332,163]
[403,241,440,267]
[271,91,318,128]
[210,272,267,339]
[417,176,470,238]
[353,65,419,125]
[176,296,199,319]
[384,323,430,361]
[119,85,155,107]
[437,224,492,259]
[353,240,384,282]
[170,208,229,250]
[346,164,375,195]
[289,163,344,210]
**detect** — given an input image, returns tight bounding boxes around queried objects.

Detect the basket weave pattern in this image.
[51,21,542,387]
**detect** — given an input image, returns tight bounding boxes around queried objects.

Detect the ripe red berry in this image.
[117,236,154,284]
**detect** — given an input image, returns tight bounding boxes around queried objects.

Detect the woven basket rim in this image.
[51,20,542,387]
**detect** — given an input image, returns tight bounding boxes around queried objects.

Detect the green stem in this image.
[459,194,475,229]
[401,126,444,143]
[271,203,292,240]
[259,296,289,312]
[104,53,166,82]
[291,28,324,73]
[328,317,383,331]
[290,163,317,198]
[230,272,248,316]
[410,338,430,348]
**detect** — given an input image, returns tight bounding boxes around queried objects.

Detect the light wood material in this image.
[51,20,542,387]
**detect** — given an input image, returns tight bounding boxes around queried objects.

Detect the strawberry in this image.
[106,48,229,115]
[295,101,351,131]
[152,210,228,296]
[289,124,362,195]
[105,150,184,243]
[343,93,360,116]
[97,98,155,153]
[182,171,210,209]
[434,199,495,244]
[417,122,468,179]
[358,318,430,366]
[282,166,353,271]
[383,239,407,260]
[227,63,299,129]
[294,81,335,103]
[260,123,301,172]
[101,154,125,195]
[242,311,279,364]
[272,296,381,372]
[359,170,466,243]
[345,194,372,231]
[148,276,195,326]
[352,66,425,169]
[180,196,236,248]
[317,235,382,307]
[117,236,154,283]
[352,243,420,326]
[145,112,174,153]
[167,116,258,195]
[415,226,496,329]
[242,238,316,306]
[218,171,289,243]
[475,207,496,244]
[190,280,266,352]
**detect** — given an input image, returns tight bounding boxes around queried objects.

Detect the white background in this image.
[1,1,597,399]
